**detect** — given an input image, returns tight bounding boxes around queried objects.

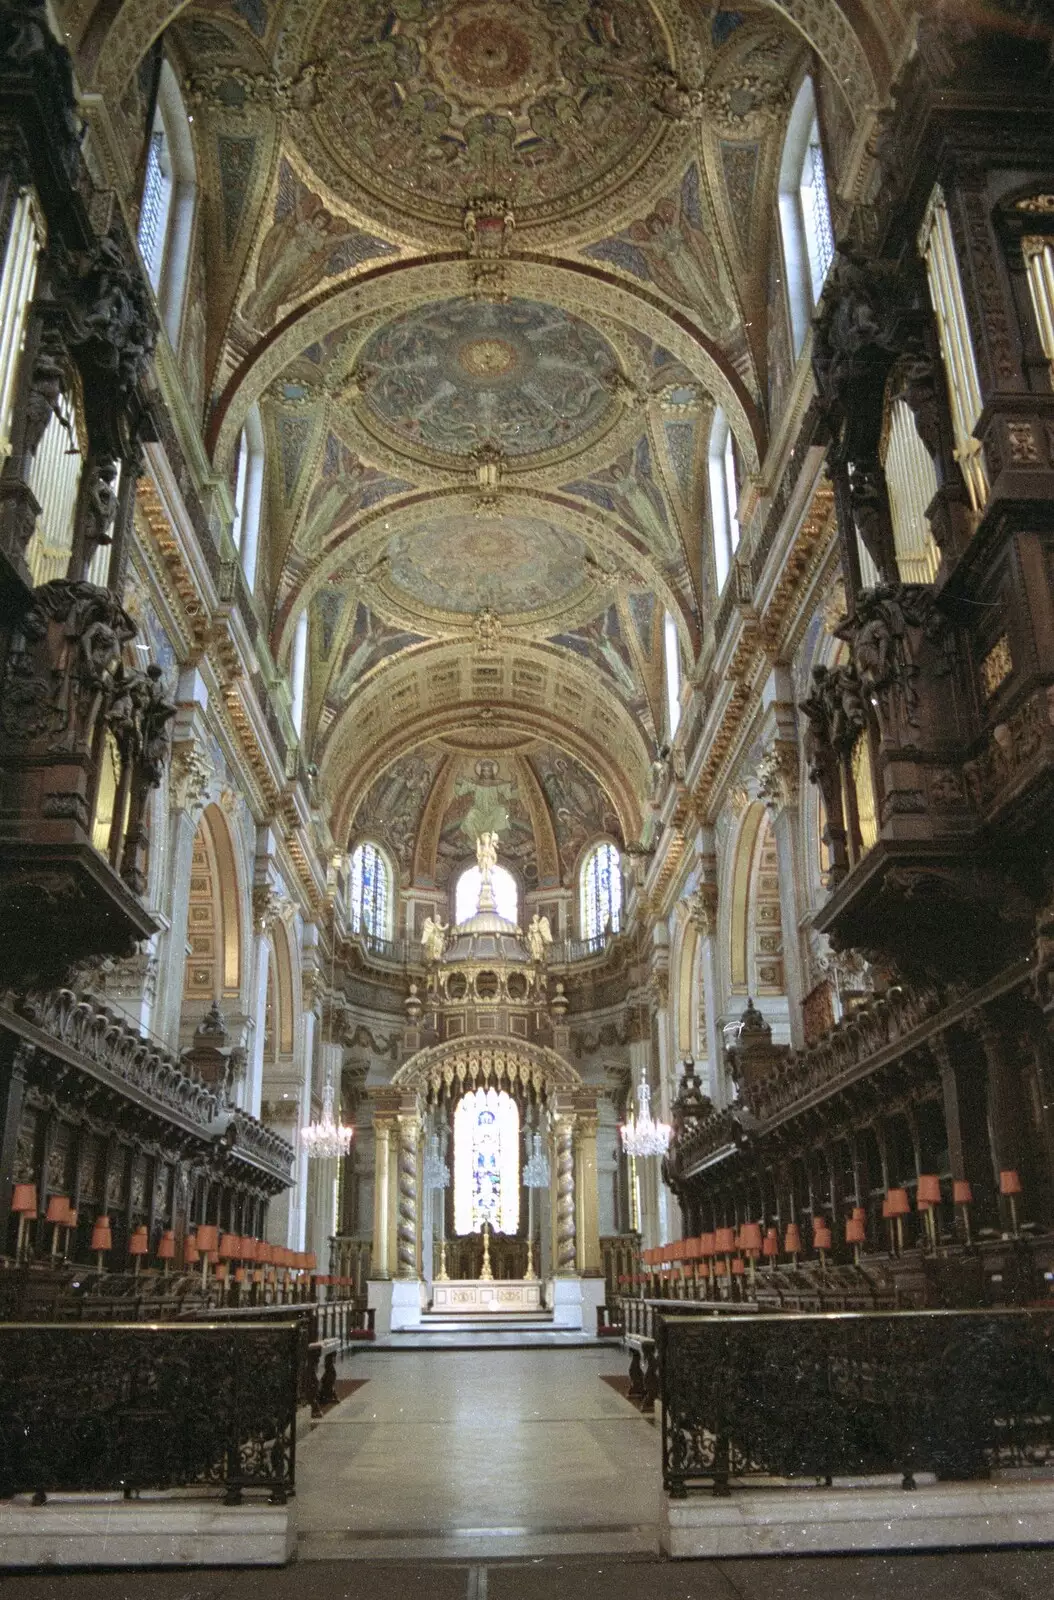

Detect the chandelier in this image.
[619,1082,671,1159]
[523,1131,550,1189]
[422,1130,450,1191]
[300,1079,353,1160]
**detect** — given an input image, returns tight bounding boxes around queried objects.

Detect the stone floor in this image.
[2,1552,1054,1599]
[295,1345,662,1560]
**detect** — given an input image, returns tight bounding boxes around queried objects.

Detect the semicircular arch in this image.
[393,1035,584,1101]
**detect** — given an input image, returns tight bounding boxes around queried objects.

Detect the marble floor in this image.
[295,1346,663,1561]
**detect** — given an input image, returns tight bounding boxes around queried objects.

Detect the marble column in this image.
[554,1114,577,1275]
[757,685,807,1048]
[372,1117,392,1279]
[396,1113,420,1279]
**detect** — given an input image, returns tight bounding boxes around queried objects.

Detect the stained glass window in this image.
[455,862,518,925]
[349,841,391,941]
[581,841,622,941]
[453,1087,520,1235]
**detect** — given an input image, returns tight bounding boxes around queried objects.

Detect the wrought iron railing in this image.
[0,1321,301,1503]
[659,1308,1054,1499]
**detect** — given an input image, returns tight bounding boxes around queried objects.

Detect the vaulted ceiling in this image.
[73,0,906,870]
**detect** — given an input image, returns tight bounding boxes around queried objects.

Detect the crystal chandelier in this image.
[300,1079,353,1160]
[619,1081,671,1159]
[523,1131,550,1188]
[422,1130,450,1191]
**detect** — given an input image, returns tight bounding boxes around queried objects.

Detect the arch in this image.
[455,861,519,926]
[392,1035,584,1101]
[453,1086,520,1235]
[759,1,878,110]
[729,802,766,993]
[729,802,786,998]
[182,803,242,1008]
[579,839,622,941]
[206,257,765,479]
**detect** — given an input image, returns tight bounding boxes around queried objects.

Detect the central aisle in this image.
[295,1345,662,1561]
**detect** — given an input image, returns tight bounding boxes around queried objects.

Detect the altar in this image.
[429,1279,545,1315]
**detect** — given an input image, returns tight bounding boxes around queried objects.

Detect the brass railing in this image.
[0,1321,301,1503]
[659,1308,1054,1499]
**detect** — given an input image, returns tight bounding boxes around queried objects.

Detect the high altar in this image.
[367,838,604,1333]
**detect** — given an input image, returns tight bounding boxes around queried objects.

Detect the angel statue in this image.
[420,915,448,964]
[526,913,553,965]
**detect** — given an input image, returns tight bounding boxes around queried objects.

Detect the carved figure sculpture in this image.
[420,915,448,963]
[526,913,553,964]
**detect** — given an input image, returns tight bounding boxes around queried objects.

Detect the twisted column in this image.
[396,1115,419,1279]
[555,1116,577,1275]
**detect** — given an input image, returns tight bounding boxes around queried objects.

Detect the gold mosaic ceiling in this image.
[75,0,903,850]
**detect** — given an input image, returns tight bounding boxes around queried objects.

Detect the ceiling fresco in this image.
[289,0,679,234]
[384,514,591,619]
[78,0,902,850]
[355,296,621,463]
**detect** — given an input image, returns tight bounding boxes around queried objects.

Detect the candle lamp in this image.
[90,1214,112,1274]
[762,1226,779,1263]
[157,1230,176,1274]
[999,1169,1023,1237]
[952,1179,973,1245]
[45,1194,69,1261]
[11,1183,37,1262]
[63,1209,77,1259]
[783,1222,801,1265]
[916,1175,941,1252]
[128,1225,149,1275]
[183,1232,200,1268]
[885,1188,911,1254]
[813,1221,832,1268]
[740,1222,762,1289]
[196,1223,219,1288]
[845,1215,866,1265]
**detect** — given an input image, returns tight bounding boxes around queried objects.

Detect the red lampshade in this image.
[242,1238,257,1262]
[852,1206,866,1222]
[740,1222,763,1255]
[234,1267,246,1284]
[184,1235,200,1265]
[259,1242,273,1265]
[762,1227,779,1258]
[886,1187,911,1217]
[11,1183,37,1214]
[846,1217,866,1245]
[214,1262,228,1282]
[45,1194,70,1225]
[128,1225,149,1257]
[699,1232,715,1257]
[714,1227,736,1254]
[306,1251,318,1272]
[784,1222,802,1254]
[813,1225,833,1251]
[953,1180,973,1205]
[730,1256,745,1276]
[252,1268,264,1285]
[219,1232,240,1260]
[156,1230,176,1261]
[713,1258,727,1276]
[90,1215,112,1252]
[999,1169,1023,1197]
[881,1197,892,1219]
[917,1174,941,1206]
[66,1209,78,1229]
[196,1224,219,1253]
[811,1214,828,1237]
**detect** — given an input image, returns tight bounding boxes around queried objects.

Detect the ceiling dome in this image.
[384,514,591,621]
[292,0,679,237]
[355,296,621,464]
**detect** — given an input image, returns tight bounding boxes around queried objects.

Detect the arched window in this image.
[778,78,834,354]
[455,862,519,926]
[707,407,740,592]
[349,841,392,941]
[289,609,309,739]
[453,1087,520,1235]
[663,610,682,739]
[580,841,622,941]
[137,60,196,346]
[231,405,264,587]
